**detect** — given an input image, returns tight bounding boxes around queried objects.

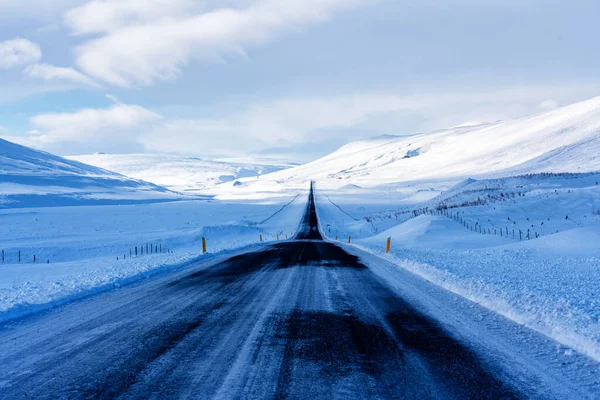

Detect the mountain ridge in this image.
[229,95,600,193]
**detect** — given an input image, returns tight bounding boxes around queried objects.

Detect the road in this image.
[0,184,574,399]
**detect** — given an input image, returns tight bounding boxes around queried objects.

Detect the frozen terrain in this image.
[0,194,306,322]
[0,138,182,208]
[69,153,296,193]
[314,172,600,362]
[0,185,598,399]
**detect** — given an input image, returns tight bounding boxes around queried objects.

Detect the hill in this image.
[68,153,295,193]
[229,95,600,194]
[0,138,180,208]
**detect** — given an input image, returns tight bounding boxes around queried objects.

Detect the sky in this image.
[0,0,600,162]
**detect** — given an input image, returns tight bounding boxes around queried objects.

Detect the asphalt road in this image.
[0,184,524,399]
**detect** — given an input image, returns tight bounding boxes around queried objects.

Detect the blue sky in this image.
[1,0,599,161]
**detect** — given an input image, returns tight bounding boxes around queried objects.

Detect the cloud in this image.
[16,84,596,158]
[24,63,101,87]
[135,94,414,157]
[26,103,161,153]
[539,99,558,110]
[64,0,193,35]
[0,38,42,69]
[140,85,597,159]
[65,0,368,87]
[105,94,121,104]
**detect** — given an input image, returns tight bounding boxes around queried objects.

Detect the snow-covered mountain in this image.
[229,95,600,193]
[68,153,296,192]
[0,138,179,208]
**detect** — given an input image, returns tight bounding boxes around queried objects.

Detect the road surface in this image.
[0,184,591,399]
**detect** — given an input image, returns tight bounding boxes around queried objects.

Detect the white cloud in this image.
[24,63,100,87]
[135,94,415,157]
[105,94,121,104]
[65,0,368,87]
[539,99,559,110]
[16,84,596,158]
[0,38,42,69]
[140,85,597,158]
[28,104,161,152]
[64,0,193,35]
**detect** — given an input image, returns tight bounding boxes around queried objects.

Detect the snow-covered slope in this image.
[236,96,600,192]
[68,153,295,192]
[0,138,179,208]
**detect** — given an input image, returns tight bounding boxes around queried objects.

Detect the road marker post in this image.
[260,234,263,242]
[277,233,279,241]
[202,237,207,253]
[348,236,352,243]
[386,237,391,254]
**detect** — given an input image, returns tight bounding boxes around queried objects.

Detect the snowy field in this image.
[0,194,306,322]
[314,173,600,362]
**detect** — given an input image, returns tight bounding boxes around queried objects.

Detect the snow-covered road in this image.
[0,185,598,399]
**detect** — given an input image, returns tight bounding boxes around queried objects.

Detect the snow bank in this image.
[352,222,600,362]
[365,214,506,249]
[314,175,600,362]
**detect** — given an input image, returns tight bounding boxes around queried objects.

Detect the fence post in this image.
[260,234,263,242]
[1,249,3,264]
[135,246,138,256]
[34,255,36,264]
[386,237,391,254]
[348,236,352,243]
[277,233,279,241]
[202,237,207,254]
[18,250,20,264]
